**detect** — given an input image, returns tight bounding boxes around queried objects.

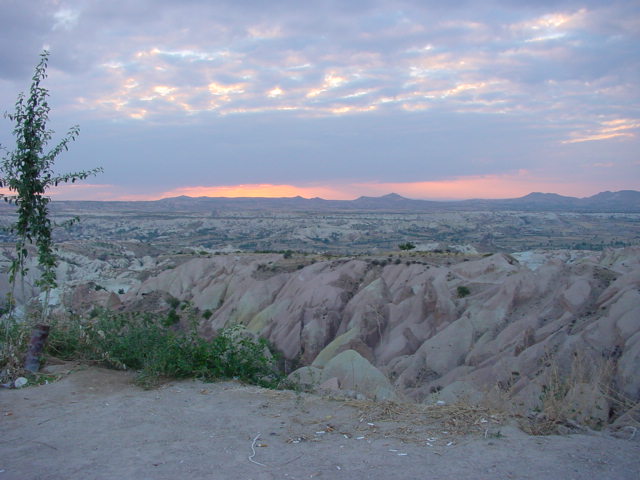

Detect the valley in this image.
[2,193,639,255]
[1,193,639,433]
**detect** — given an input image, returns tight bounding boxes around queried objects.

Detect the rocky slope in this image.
[3,245,639,427]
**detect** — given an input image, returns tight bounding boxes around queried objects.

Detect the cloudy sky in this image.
[0,0,638,201]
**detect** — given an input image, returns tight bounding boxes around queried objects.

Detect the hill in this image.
[5,189,631,214]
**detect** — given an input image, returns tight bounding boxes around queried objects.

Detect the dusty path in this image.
[1,366,638,480]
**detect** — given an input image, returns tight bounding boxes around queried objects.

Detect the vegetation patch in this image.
[457,286,471,298]
[0,311,285,390]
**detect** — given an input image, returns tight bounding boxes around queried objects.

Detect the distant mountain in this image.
[515,192,580,207]
[350,193,438,209]
[582,190,640,209]
[494,190,640,212]
[17,189,638,214]
[461,192,582,211]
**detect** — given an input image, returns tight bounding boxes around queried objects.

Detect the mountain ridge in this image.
[1,190,635,214]
[141,190,640,212]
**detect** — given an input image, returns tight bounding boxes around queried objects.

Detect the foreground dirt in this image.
[1,367,638,480]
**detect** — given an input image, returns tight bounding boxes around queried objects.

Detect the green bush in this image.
[162,309,180,327]
[457,285,471,298]
[166,296,181,309]
[45,312,283,389]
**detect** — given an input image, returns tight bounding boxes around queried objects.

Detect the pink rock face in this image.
[318,376,340,392]
[80,248,640,410]
[64,283,122,313]
[561,277,592,313]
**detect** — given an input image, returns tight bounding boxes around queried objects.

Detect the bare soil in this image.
[1,366,638,480]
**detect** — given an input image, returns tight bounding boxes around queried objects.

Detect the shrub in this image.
[162,309,180,327]
[166,296,180,309]
[398,242,416,251]
[45,312,283,389]
[457,286,471,298]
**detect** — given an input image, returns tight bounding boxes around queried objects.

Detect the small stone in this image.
[14,377,28,388]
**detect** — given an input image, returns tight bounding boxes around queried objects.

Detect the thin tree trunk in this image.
[24,324,50,373]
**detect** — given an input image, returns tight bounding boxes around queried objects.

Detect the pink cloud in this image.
[562,118,640,144]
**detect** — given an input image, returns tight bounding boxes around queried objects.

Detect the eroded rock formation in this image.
[117,248,640,419]
[3,245,639,425]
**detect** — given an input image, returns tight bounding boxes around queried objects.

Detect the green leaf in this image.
[0,50,102,317]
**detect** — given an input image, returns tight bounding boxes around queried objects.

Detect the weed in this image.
[43,311,284,389]
[513,350,636,434]
[482,347,639,435]
[0,319,30,383]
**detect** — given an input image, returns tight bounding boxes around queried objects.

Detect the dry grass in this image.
[493,349,640,436]
[0,320,30,384]
[345,399,505,442]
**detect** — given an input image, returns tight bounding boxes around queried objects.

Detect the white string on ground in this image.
[248,433,266,467]
[625,426,636,441]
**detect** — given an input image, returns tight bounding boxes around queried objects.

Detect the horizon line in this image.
[35,189,637,203]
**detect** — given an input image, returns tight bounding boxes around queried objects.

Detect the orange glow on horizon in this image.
[351,173,581,200]
[4,173,629,202]
[159,184,347,200]
[157,173,607,202]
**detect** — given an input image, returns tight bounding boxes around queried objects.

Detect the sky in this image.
[0,0,638,201]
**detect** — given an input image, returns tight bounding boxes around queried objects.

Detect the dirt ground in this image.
[1,366,638,480]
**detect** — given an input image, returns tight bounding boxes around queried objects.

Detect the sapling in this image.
[0,51,101,371]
